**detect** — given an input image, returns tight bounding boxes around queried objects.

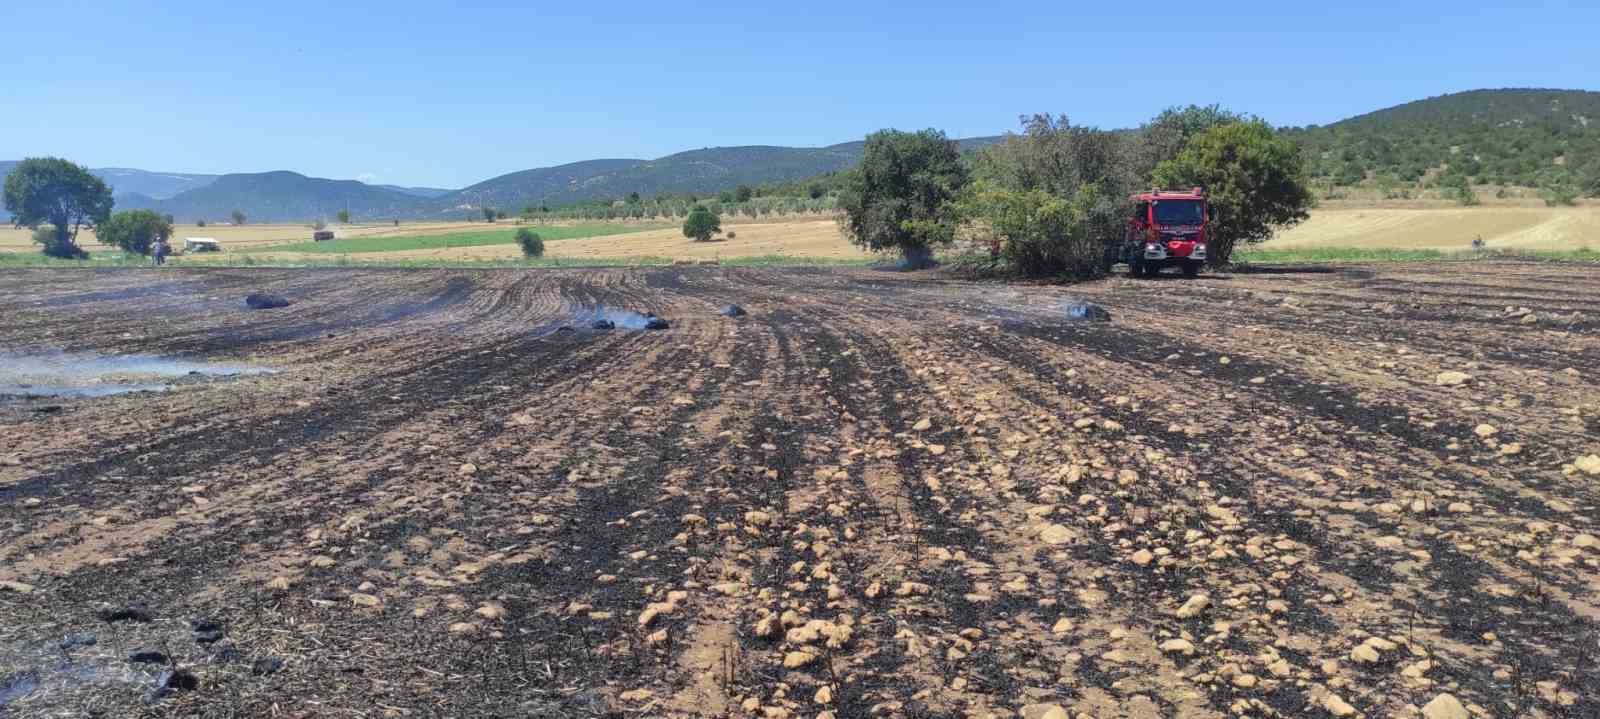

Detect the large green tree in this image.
[837,129,967,267]
[1153,121,1314,265]
[682,204,721,242]
[97,209,173,255]
[2,157,114,258]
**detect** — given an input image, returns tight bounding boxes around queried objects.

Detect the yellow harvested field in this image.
[242,219,870,263]
[1265,205,1600,251]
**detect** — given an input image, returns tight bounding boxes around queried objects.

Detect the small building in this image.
[183,237,221,253]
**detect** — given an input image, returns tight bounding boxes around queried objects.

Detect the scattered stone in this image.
[0,581,34,594]
[1573,534,1598,550]
[913,418,932,431]
[1130,549,1155,566]
[1574,455,1600,476]
[457,463,478,476]
[782,650,818,668]
[718,304,747,317]
[1320,691,1357,717]
[619,688,654,702]
[1051,618,1074,635]
[1158,638,1195,656]
[1473,424,1498,438]
[1175,593,1210,619]
[814,685,834,704]
[1020,703,1070,719]
[250,657,285,676]
[1039,524,1075,546]
[1434,371,1472,386]
[129,649,169,665]
[475,603,506,620]
[244,293,291,310]
[349,593,382,608]
[1447,502,1472,514]
[894,581,931,597]
[1421,693,1469,719]
[448,622,479,635]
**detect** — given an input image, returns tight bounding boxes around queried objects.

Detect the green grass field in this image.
[247,223,665,254]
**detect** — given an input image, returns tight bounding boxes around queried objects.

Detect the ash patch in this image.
[0,352,275,399]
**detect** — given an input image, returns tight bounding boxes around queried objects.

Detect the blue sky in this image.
[2,1,1595,188]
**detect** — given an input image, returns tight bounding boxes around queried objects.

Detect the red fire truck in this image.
[1110,188,1210,278]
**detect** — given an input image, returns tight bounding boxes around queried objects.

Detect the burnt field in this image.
[1,262,1598,719]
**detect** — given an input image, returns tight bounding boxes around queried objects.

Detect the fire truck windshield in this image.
[1152,200,1203,226]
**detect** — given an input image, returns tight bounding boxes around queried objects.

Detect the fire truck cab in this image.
[1110,188,1210,278]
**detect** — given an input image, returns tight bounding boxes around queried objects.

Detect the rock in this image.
[744,510,773,526]
[1051,618,1074,635]
[251,657,285,676]
[1574,455,1600,476]
[1320,691,1357,716]
[457,463,478,476]
[348,593,382,608]
[1232,673,1259,689]
[0,581,34,594]
[1573,534,1598,550]
[267,576,292,590]
[718,304,747,317]
[1447,502,1472,514]
[814,684,834,704]
[1175,593,1210,619]
[619,688,654,702]
[1473,424,1498,438]
[1065,302,1111,322]
[97,604,154,623]
[448,622,479,635]
[913,418,932,431]
[1039,524,1075,546]
[1020,704,1071,719]
[244,293,291,310]
[1435,371,1472,386]
[0,454,21,466]
[782,650,818,668]
[894,581,931,597]
[1422,693,1469,719]
[475,603,507,620]
[1159,638,1196,655]
[128,648,169,664]
[1130,549,1155,566]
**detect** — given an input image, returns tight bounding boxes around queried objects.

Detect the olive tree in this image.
[97,209,173,255]
[2,157,113,258]
[837,129,967,267]
[1153,120,1314,265]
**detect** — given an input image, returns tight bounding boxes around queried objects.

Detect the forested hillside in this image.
[1285,89,1600,194]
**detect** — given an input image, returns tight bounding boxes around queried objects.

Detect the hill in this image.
[147,171,425,223]
[1285,88,1600,190]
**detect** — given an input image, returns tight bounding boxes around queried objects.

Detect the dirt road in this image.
[1,262,1597,718]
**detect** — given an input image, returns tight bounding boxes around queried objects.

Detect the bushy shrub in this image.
[515,228,545,257]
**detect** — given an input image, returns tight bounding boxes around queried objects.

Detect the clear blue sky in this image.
[3,1,1595,188]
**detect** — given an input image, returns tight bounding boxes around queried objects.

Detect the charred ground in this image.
[1,262,1597,718]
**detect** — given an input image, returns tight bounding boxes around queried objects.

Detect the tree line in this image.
[836,106,1313,275]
